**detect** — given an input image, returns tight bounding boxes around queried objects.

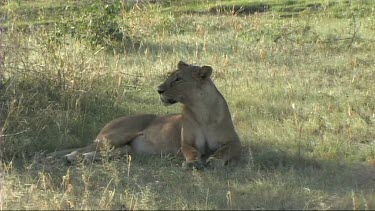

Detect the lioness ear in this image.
[177,61,189,69]
[194,66,213,80]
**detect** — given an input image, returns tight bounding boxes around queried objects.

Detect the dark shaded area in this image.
[176,0,374,19]
[0,73,148,160]
[237,142,375,194]
[209,3,271,15]
[0,27,5,160]
[6,140,375,209]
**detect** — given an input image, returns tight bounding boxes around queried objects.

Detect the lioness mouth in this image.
[161,97,177,105]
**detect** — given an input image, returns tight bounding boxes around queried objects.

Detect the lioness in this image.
[54,61,241,169]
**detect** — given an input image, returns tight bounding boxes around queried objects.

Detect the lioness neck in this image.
[182,80,233,126]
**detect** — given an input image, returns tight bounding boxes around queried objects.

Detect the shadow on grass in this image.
[109,39,199,56]
[177,1,337,17]
[3,140,375,209]
[30,140,375,194]
[235,142,375,195]
[0,87,155,160]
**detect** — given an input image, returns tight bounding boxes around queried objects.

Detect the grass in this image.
[1,0,375,209]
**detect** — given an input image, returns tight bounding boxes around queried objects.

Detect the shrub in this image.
[57,0,131,51]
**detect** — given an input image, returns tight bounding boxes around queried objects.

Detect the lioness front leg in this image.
[206,142,241,168]
[181,144,205,170]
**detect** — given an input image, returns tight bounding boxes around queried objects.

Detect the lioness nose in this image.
[157,87,165,94]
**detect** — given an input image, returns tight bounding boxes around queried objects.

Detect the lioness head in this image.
[157,61,213,106]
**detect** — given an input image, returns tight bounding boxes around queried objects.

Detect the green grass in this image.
[1,0,375,209]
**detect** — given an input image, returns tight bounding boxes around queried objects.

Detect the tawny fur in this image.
[49,61,241,169]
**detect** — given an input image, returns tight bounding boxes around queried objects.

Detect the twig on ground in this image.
[0,129,30,137]
[348,21,361,48]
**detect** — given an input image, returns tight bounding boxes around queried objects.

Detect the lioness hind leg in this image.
[82,151,101,163]
[64,135,138,164]
[64,142,100,163]
[82,145,133,163]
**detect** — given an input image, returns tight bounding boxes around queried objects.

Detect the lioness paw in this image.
[206,157,225,169]
[182,160,205,170]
